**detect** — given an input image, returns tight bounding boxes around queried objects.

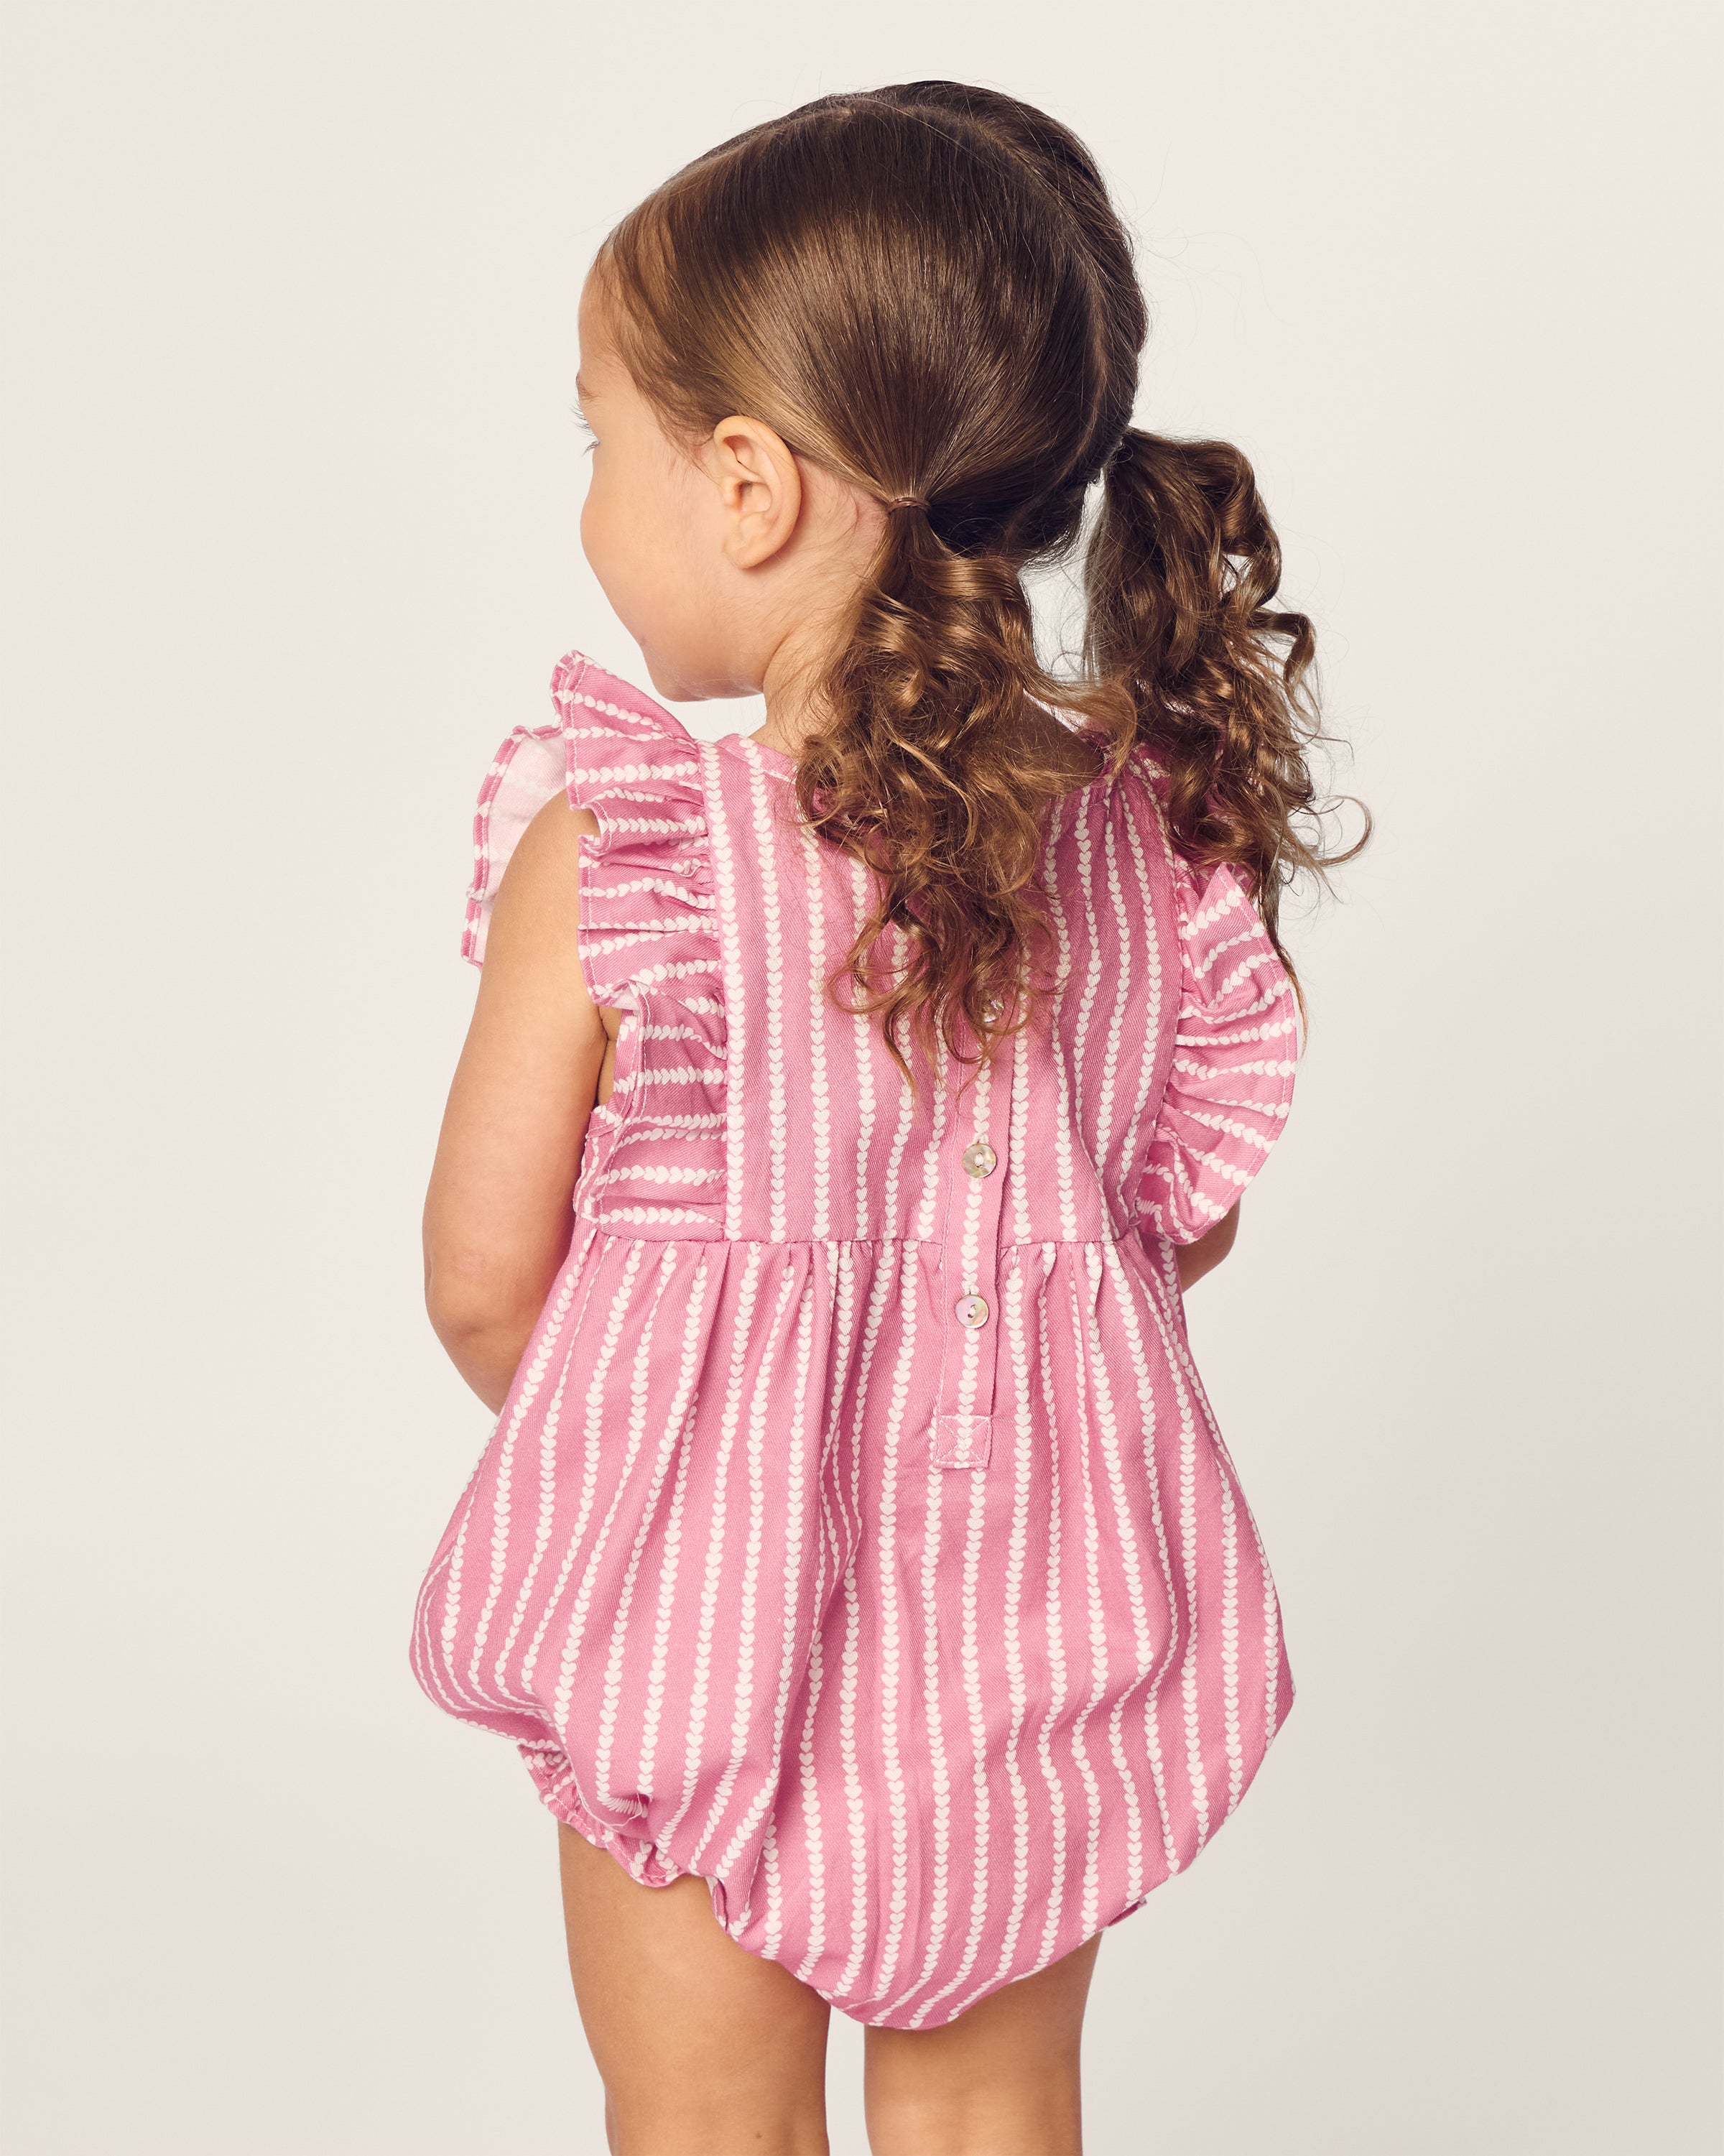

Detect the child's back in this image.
[413,646,1299,2030]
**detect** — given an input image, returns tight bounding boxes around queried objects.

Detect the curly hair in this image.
[598,80,1363,1076]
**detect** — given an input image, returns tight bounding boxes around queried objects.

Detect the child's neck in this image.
[747,606,848,759]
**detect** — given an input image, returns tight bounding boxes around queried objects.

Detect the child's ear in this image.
[706,416,802,568]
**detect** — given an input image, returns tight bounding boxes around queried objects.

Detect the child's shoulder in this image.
[463,649,713,971]
[550,649,704,772]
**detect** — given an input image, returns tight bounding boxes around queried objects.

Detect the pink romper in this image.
[411,648,1299,2029]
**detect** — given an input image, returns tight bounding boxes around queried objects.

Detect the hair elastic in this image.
[881,493,930,511]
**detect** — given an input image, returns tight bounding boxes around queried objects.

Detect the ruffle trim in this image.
[547,650,717,1012]
[463,650,716,985]
[1135,769,1300,1244]
[461,649,728,1238]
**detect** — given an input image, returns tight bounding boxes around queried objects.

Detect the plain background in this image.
[3,2,1718,2151]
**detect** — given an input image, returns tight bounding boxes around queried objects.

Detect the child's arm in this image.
[423,795,609,1411]
[1174,1204,1241,1292]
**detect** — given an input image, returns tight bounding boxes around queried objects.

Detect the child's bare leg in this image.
[862,1935,1102,2156]
[557,1822,832,2155]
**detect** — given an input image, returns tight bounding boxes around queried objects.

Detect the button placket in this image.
[930,1042,1012,1471]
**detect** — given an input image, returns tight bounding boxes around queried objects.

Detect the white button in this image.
[955,1294,989,1329]
[962,1140,997,1180]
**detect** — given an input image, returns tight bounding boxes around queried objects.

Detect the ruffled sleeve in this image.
[460,649,727,1237]
[1136,852,1301,1244]
[461,649,716,1009]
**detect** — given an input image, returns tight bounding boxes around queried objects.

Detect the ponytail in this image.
[794,507,1089,1083]
[1085,428,1363,973]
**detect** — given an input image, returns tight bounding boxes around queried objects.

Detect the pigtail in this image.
[794,505,1085,1081]
[1085,427,1363,970]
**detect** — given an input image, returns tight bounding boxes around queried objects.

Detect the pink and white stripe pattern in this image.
[412,649,1299,2028]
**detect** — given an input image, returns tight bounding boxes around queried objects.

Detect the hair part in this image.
[598,80,1364,1078]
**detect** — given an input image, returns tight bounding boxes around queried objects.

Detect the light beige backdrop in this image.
[4,4,1718,2152]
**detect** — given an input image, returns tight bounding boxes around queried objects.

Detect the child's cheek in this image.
[579,472,633,606]
[578,471,605,573]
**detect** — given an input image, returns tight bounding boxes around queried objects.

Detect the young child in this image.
[412,80,1342,2155]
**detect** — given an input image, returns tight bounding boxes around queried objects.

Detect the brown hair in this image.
[598,81,1363,1075]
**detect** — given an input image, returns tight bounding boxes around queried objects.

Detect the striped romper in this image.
[410,647,1299,2029]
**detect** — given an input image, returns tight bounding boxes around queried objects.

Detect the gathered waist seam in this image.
[575,1217,1162,1253]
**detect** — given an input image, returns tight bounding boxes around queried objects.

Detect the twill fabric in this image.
[411,648,1299,2028]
